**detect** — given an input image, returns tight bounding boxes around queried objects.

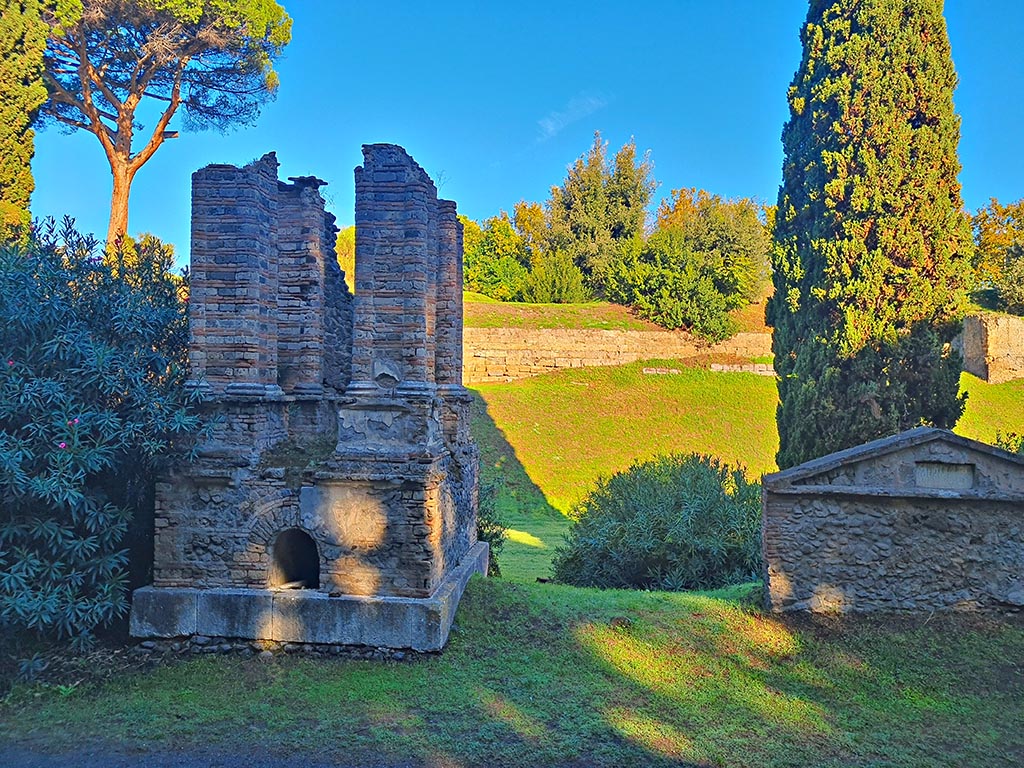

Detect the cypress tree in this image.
[768,0,973,468]
[0,0,47,242]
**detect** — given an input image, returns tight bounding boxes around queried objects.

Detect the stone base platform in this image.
[130,542,489,652]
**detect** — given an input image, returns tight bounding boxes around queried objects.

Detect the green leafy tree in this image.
[512,199,548,268]
[656,187,771,304]
[461,213,530,301]
[972,198,1024,287]
[605,227,747,340]
[0,219,203,644]
[547,132,655,287]
[38,0,292,243]
[520,249,590,304]
[972,198,1024,313]
[0,0,49,241]
[335,225,355,294]
[768,0,973,468]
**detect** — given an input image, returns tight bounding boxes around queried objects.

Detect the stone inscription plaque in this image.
[914,462,975,490]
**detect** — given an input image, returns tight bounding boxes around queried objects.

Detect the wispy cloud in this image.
[537,93,609,141]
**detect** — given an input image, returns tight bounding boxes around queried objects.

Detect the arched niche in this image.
[269,528,320,589]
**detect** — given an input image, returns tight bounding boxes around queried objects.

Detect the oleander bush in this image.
[552,453,761,591]
[0,219,203,645]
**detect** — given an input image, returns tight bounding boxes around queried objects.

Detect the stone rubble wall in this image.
[462,328,771,383]
[763,439,1024,613]
[960,313,1024,384]
[764,495,1024,612]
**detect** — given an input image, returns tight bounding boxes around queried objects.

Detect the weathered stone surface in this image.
[131,144,481,651]
[134,541,487,650]
[762,428,1024,614]
[959,313,1024,383]
[462,328,772,383]
[197,589,274,639]
[130,587,198,637]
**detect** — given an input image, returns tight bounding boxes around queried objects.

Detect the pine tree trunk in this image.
[107,164,132,246]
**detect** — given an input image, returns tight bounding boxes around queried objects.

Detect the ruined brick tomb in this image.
[129,145,488,651]
[763,427,1024,613]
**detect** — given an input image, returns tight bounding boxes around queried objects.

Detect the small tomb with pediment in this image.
[762,427,1024,613]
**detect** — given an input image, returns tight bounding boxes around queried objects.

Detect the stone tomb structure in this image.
[762,427,1024,613]
[130,145,488,651]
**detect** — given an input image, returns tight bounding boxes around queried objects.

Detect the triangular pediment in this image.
[764,427,1024,497]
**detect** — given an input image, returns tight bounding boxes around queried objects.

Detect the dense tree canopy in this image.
[972,197,1024,313]
[768,0,973,468]
[461,213,530,301]
[0,0,48,241]
[656,187,771,305]
[547,132,656,285]
[38,0,292,242]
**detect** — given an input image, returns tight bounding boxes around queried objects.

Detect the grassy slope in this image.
[3,581,1021,768]
[464,293,772,333]
[473,368,1024,582]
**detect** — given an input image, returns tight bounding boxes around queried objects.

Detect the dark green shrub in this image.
[552,453,761,591]
[520,250,591,304]
[0,219,203,645]
[604,227,745,341]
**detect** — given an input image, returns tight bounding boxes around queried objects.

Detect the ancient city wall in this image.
[462,328,772,383]
[960,313,1024,384]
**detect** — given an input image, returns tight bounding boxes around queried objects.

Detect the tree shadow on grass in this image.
[3,579,1022,767]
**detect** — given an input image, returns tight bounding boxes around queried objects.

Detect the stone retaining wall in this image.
[960,313,1024,384]
[462,328,772,383]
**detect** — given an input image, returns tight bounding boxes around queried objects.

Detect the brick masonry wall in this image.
[154,145,478,604]
[960,313,1024,384]
[462,328,772,383]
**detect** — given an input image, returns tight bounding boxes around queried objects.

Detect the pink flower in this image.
[67,418,79,425]
[5,360,12,366]
[58,442,67,449]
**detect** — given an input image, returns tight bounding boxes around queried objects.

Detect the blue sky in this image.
[29,1,1024,267]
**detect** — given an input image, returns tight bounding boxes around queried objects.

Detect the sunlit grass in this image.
[4,579,1021,767]
[472,367,1024,583]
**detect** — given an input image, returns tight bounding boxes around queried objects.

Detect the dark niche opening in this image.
[269,528,320,589]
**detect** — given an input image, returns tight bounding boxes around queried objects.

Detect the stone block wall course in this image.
[462,328,772,383]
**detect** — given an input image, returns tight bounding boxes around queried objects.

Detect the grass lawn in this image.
[463,293,772,334]
[472,366,1024,582]
[3,580,1021,767]
[464,297,663,331]
[4,352,1022,767]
